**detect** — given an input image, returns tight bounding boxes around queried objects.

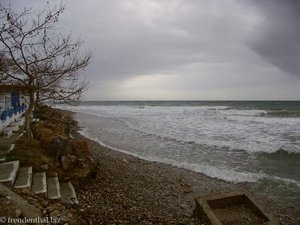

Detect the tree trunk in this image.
[25,91,34,143]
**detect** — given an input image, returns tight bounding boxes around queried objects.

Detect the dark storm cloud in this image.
[246,0,300,77]
[1,0,300,100]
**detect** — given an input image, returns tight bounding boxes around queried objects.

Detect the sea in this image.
[58,101,300,210]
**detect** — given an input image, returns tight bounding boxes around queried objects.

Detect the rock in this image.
[40,127,55,148]
[46,205,56,213]
[41,200,49,208]
[50,209,60,217]
[15,208,22,217]
[61,154,77,170]
[46,137,65,159]
[60,216,69,222]
[58,138,96,177]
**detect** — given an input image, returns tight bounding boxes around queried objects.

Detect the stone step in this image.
[31,172,47,195]
[47,176,61,200]
[0,160,19,186]
[0,155,5,162]
[14,166,33,189]
[61,181,79,205]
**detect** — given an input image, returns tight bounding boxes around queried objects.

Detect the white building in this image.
[0,85,28,132]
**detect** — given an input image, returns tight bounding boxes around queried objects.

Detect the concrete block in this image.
[61,181,79,205]
[0,160,19,186]
[194,191,279,225]
[31,172,47,195]
[14,166,33,189]
[47,176,61,200]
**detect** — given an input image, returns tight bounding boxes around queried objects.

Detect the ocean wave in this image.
[259,148,300,159]
[261,110,300,118]
[221,109,267,117]
[78,124,300,191]
[77,126,261,183]
[254,176,300,193]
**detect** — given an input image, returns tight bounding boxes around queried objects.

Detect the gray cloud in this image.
[245,0,300,77]
[2,0,300,100]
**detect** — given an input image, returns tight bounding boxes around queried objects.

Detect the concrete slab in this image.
[31,172,47,195]
[14,166,33,189]
[47,176,61,200]
[0,160,19,186]
[61,181,79,205]
[194,191,279,225]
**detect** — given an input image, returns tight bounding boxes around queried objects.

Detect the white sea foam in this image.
[78,125,265,183]
[63,103,300,155]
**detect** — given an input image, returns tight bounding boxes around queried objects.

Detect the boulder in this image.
[61,138,96,178]
[40,127,55,148]
[61,154,77,170]
[46,137,66,159]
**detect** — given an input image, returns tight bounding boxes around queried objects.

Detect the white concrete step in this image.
[14,166,32,189]
[0,160,19,186]
[61,181,79,205]
[47,176,61,200]
[31,172,47,195]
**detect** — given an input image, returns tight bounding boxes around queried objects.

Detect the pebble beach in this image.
[73,132,300,225]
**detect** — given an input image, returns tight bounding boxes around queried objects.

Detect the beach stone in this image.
[41,200,49,208]
[46,137,65,158]
[40,128,55,148]
[46,205,56,213]
[15,208,22,217]
[50,209,60,217]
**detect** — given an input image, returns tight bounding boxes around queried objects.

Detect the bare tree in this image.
[0,3,92,142]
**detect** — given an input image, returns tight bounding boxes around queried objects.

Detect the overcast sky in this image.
[3,0,300,100]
